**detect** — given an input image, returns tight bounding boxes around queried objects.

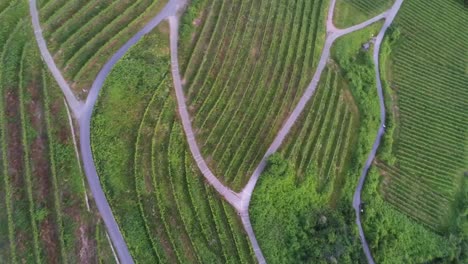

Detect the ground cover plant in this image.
[38,0,168,98]
[91,24,255,263]
[178,0,328,191]
[361,0,468,262]
[333,0,393,28]
[250,22,385,262]
[0,0,115,262]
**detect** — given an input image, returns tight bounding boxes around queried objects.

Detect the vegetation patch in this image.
[179,0,328,191]
[91,24,255,263]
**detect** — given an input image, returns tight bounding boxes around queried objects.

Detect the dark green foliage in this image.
[251,154,363,263]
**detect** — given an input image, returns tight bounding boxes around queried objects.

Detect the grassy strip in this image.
[185,0,231,100]
[62,0,147,67]
[205,187,242,263]
[167,125,205,263]
[208,0,283,160]
[49,0,112,44]
[213,0,297,188]
[72,0,167,89]
[38,0,68,22]
[0,17,19,264]
[40,67,67,263]
[183,152,226,262]
[150,109,190,263]
[194,0,257,124]
[133,79,170,263]
[42,0,87,34]
[222,202,255,264]
[13,29,42,264]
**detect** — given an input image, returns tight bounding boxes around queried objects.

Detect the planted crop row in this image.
[379,0,467,230]
[1,3,108,261]
[179,0,327,190]
[39,0,167,92]
[0,4,20,261]
[132,88,254,262]
[279,68,358,199]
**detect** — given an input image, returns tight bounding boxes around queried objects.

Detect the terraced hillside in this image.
[377,0,467,232]
[334,0,393,28]
[91,26,255,263]
[179,0,328,190]
[38,0,168,98]
[0,1,115,262]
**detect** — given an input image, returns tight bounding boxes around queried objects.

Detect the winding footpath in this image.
[30,0,187,263]
[29,0,403,262]
[353,1,404,263]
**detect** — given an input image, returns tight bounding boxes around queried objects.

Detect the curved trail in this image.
[29,0,82,117]
[353,1,404,263]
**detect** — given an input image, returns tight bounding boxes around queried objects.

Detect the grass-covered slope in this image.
[38,0,168,98]
[0,1,114,262]
[178,0,328,191]
[334,0,393,28]
[91,24,255,263]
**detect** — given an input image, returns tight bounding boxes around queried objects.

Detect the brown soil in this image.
[77,222,96,264]
[27,83,61,262]
[5,89,34,259]
[40,218,60,264]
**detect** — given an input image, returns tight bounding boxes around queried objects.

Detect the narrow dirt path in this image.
[353,1,403,263]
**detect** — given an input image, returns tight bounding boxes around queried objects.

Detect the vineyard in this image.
[250,66,362,262]
[0,0,114,262]
[281,67,359,199]
[334,0,393,28]
[37,0,167,98]
[178,0,329,191]
[377,0,468,232]
[91,26,255,263]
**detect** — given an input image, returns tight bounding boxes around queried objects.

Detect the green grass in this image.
[250,67,362,263]
[0,1,114,262]
[333,0,393,28]
[91,24,255,263]
[39,0,168,97]
[179,0,328,191]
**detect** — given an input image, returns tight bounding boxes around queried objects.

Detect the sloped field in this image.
[378,0,467,231]
[0,1,114,262]
[91,26,255,263]
[179,0,328,191]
